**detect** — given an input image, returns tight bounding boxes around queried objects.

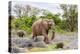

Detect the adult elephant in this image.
[32,18,55,44]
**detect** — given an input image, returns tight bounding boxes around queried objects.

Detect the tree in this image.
[13,4,41,18]
[40,9,61,26]
[41,9,52,16]
[60,4,78,32]
[13,4,23,18]
[24,5,31,16]
[30,7,41,16]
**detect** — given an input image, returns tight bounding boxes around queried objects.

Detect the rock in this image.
[11,47,26,53]
[12,38,30,45]
[34,41,48,48]
[11,38,35,48]
[33,36,44,42]
[33,36,48,48]
[19,40,35,48]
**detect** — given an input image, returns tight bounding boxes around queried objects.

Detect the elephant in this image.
[32,18,55,44]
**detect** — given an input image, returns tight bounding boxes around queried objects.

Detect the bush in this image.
[11,16,36,34]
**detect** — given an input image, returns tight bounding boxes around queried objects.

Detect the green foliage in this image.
[41,12,62,26]
[60,4,78,32]
[52,14,61,26]
[54,25,65,34]
[11,4,78,35]
[11,16,36,34]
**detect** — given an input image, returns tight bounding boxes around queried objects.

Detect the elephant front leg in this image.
[42,29,50,44]
[44,36,49,44]
[32,33,37,42]
[51,31,55,40]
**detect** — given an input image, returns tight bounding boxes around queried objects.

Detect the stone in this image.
[11,47,26,53]
[34,41,48,48]
[11,38,35,48]
[19,40,35,48]
[33,36,44,42]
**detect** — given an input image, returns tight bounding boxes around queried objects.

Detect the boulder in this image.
[19,40,35,48]
[11,47,27,53]
[34,41,48,48]
[11,38,35,48]
[33,36,44,42]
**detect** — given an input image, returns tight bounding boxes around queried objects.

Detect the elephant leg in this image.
[32,35,38,42]
[44,36,49,44]
[42,30,49,44]
[32,35,35,39]
[51,31,55,40]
